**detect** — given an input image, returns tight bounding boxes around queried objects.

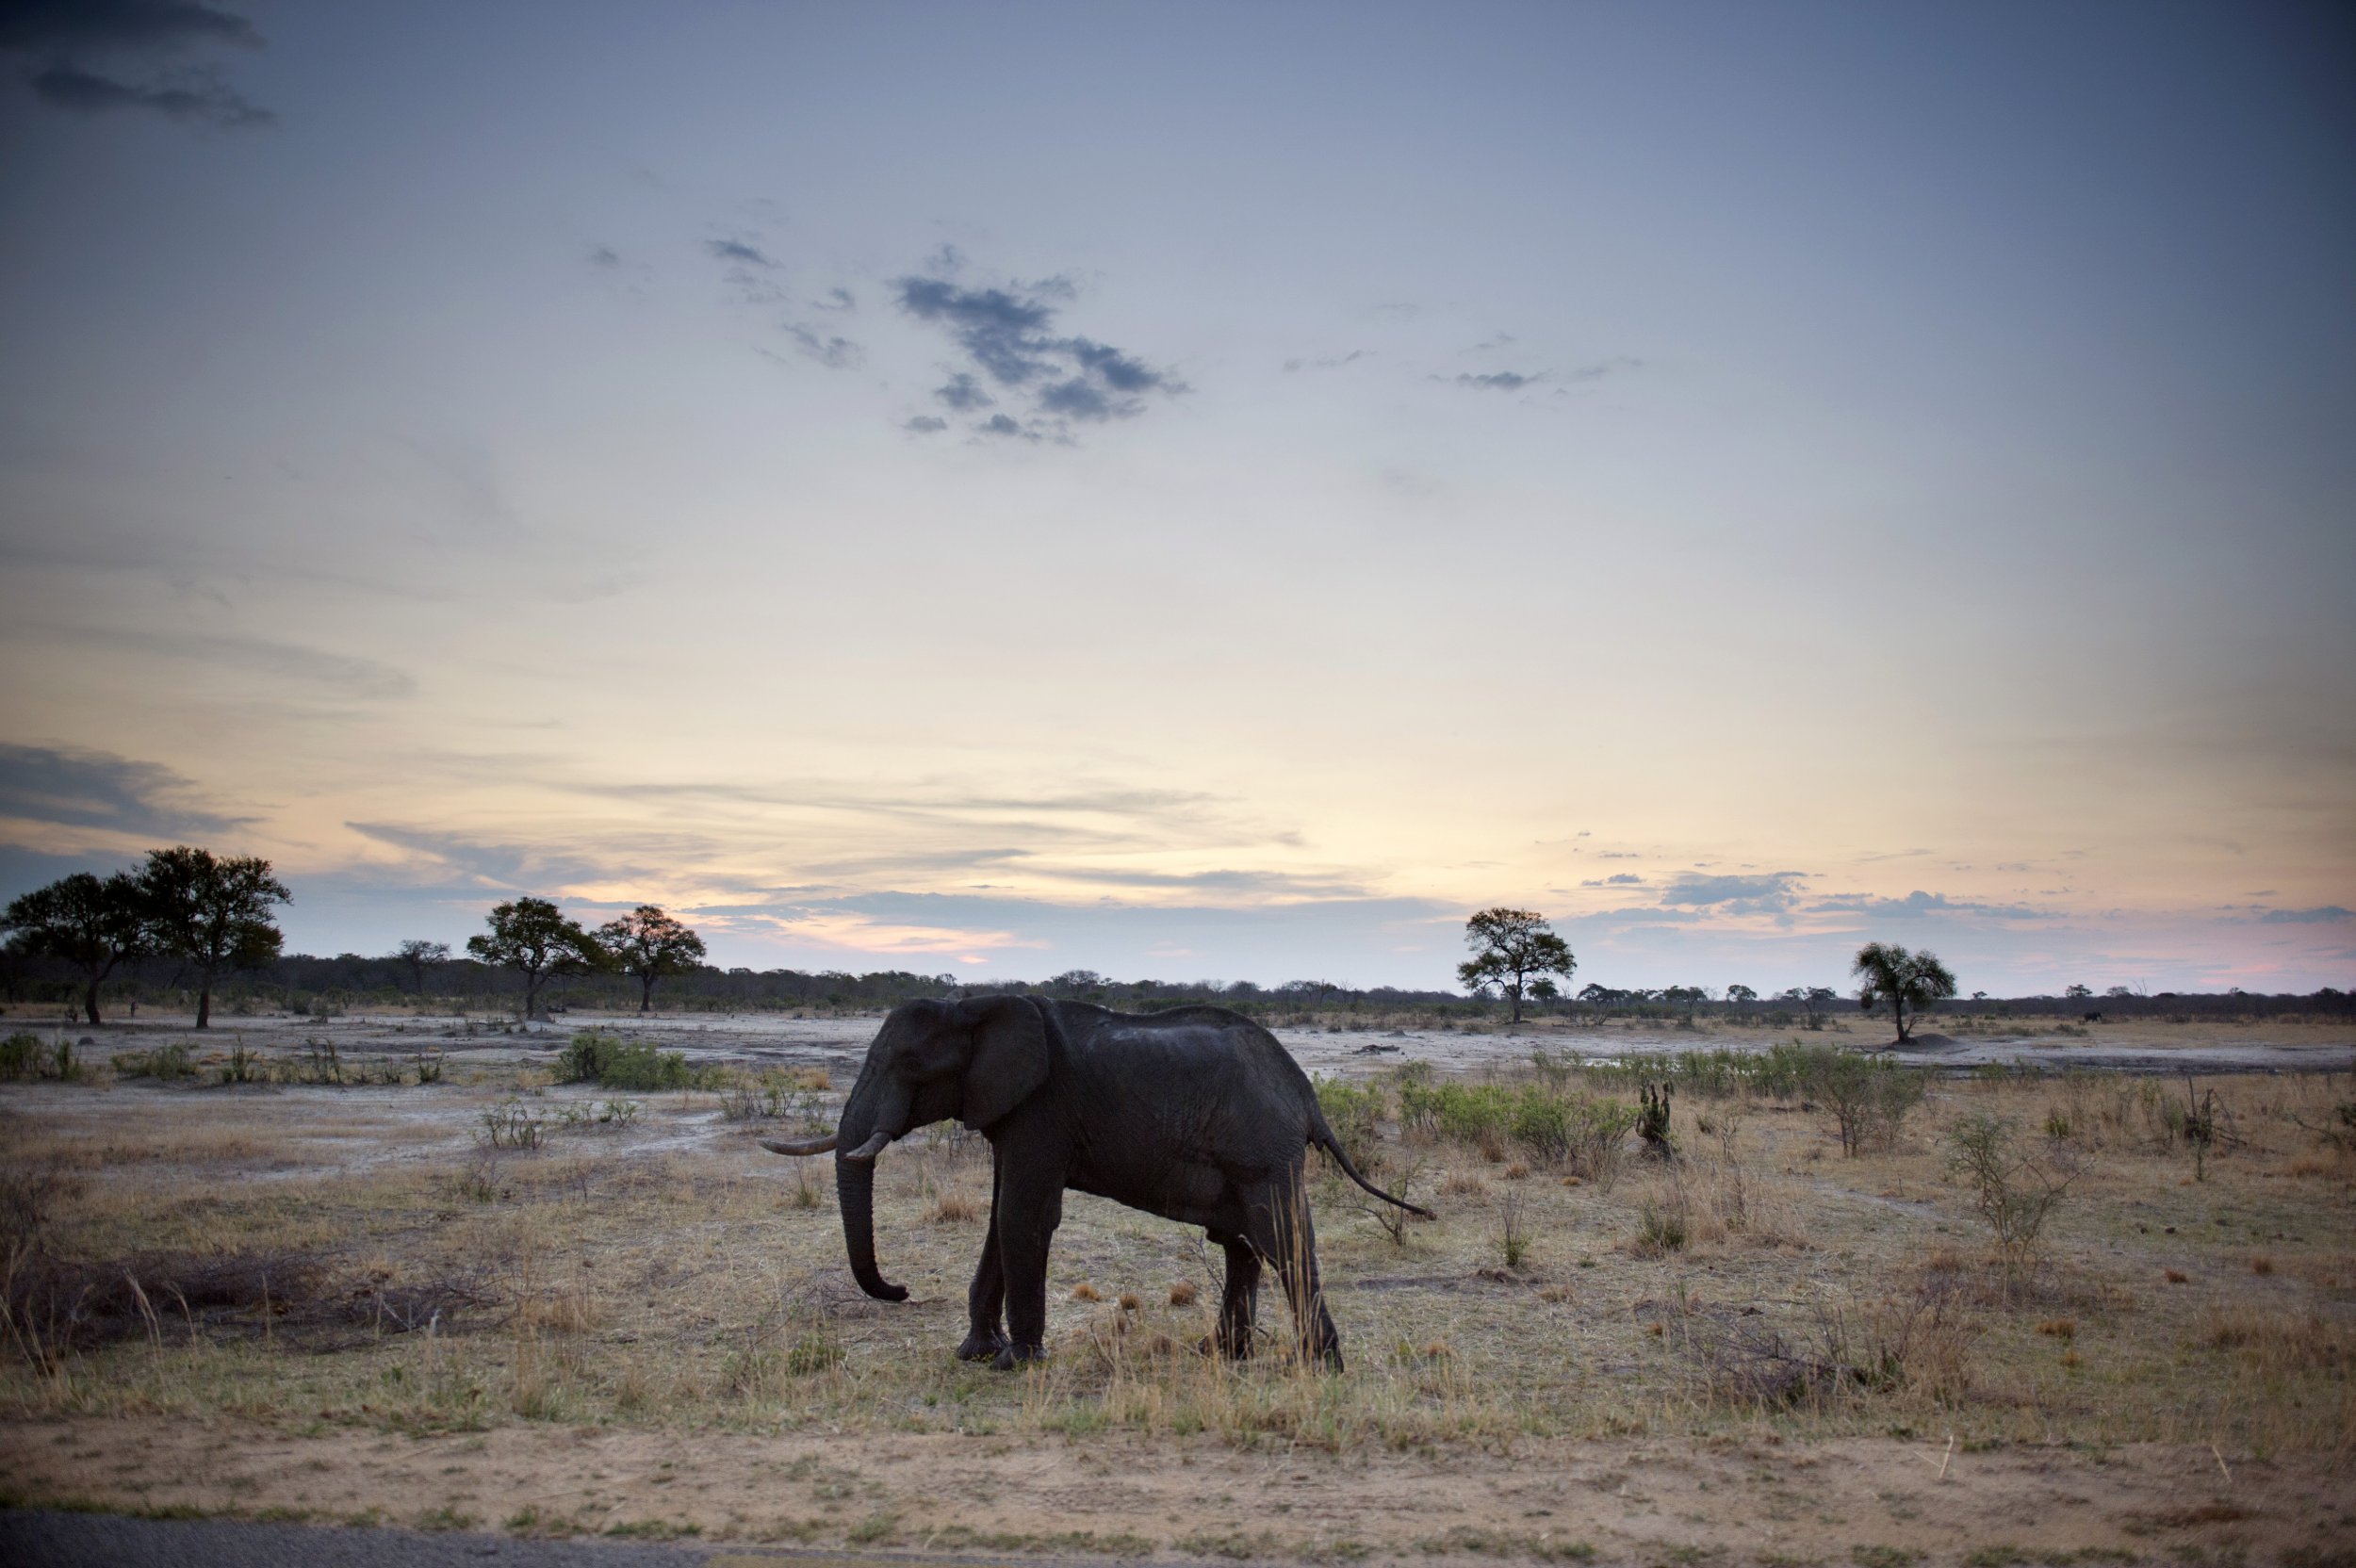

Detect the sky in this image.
[1,1,2351,996]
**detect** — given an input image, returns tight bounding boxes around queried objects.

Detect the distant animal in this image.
[761,995,1430,1370]
[2081,1011,2103,1024]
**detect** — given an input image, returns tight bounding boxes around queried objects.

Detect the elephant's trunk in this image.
[835,1076,911,1302]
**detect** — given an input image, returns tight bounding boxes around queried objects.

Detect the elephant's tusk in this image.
[841,1129,892,1163]
[759,1132,839,1157]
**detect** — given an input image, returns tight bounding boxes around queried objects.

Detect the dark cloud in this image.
[0,1,262,50]
[1579,873,1645,887]
[1659,872,1808,914]
[29,59,268,124]
[0,744,244,836]
[784,323,860,369]
[1452,371,1541,391]
[904,416,947,434]
[935,372,993,412]
[892,266,1185,436]
[588,246,620,268]
[2258,906,2354,924]
[976,414,1032,440]
[1808,890,2054,921]
[706,238,775,268]
[4,2,272,127]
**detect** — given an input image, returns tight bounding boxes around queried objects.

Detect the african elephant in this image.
[761,994,1429,1370]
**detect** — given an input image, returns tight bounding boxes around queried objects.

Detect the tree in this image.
[595,905,707,1013]
[2065,983,2092,1000]
[2,871,149,1025]
[390,939,450,995]
[139,846,291,1029]
[467,898,603,1020]
[1726,984,1758,1005]
[1457,907,1576,1024]
[1851,941,1958,1046]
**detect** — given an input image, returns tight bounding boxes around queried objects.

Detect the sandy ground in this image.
[5,1416,2349,1561]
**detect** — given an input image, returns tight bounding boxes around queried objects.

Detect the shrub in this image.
[0,1032,42,1081]
[1314,1076,1386,1169]
[1947,1112,2082,1276]
[112,1042,196,1082]
[556,1030,697,1091]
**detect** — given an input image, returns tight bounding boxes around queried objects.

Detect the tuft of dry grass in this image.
[1167,1281,1197,1307]
[1118,1293,1140,1312]
[1442,1170,1489,1198]
[2037,1318,2076,1341]
[924,1191,981,1225]
[2250,1254,2275,1276]
[1070,1282,1102,1302]
[2165,1268,2189,1283]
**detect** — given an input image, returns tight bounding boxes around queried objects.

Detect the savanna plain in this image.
[2,1009,2351,1566]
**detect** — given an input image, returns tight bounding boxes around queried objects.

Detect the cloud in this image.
[1283,351,1366,372]
[816,287,855,312]
[893,266,1186,436]
[705,238,775,268]
[588,245,620,268]
[783,323,860,368]
[3,2,272,127]
[1566,356,1643,383]
[29,59,269,125]
[1580,873,1645,887]
[904,416,948,434]
[0,2,261,50]
[50,626,416,700]
[976,413,1032,439]
[1659,872,1808,914]
[934,372,994,412]
[1452,371,1541,391]
[2258,906,2354,924]
[1808,890,2056,921]
[0,744,245,836]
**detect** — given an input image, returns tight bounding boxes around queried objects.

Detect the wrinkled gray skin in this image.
[763,995,1431,1370]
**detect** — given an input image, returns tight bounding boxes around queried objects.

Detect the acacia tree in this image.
[390,939,450,995]
[1852,941,1958,1045]
[467,898,603,1020]
[1458,907,1577,1024]
[139,846,291,1029]
[2,871,150,1024]
[596,905,707,1013]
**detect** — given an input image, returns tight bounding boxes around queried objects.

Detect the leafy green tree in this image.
[390,939,450,994]
[139,846,291,1029]
[1851,940,1958,1045]
[2,871,150,1025]
[468,897,604,1020]
[1726,983,1758,1005]
[596,905,708,1013]
[2064,983,2093,1000]
[1458,907,1577,1024]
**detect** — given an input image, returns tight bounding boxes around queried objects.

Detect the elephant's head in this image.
[761,994,1047,1301]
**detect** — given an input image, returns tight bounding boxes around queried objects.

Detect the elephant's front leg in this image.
[990,1161,1064,1370]
[957,1160,1008,1362]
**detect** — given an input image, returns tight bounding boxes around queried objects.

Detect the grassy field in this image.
[2,1030,2350,1560]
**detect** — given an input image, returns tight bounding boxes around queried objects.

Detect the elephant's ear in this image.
[958,995,1048,1131]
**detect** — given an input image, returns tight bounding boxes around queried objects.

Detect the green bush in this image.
[556,1030,698,1091]
[1314,1075,1386,1168]
[1,1031,46,1082]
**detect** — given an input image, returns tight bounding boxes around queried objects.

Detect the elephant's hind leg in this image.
[1254,1177,1343,1371]
[1212,1233,1261,1359]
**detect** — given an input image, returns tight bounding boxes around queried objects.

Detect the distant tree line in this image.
[6,867,2348,1023]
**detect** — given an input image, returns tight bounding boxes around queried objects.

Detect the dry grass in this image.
[0,1054,2349,1459]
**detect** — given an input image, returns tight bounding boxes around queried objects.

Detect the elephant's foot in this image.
[990,1342,1047,1372]
[1200,1331,1253,1362]
[955,1329,1008,1363]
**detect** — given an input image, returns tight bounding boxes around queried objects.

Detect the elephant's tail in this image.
[1309,1112,1437,1218]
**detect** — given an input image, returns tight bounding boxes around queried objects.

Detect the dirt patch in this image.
[2,1417,2348,1560]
